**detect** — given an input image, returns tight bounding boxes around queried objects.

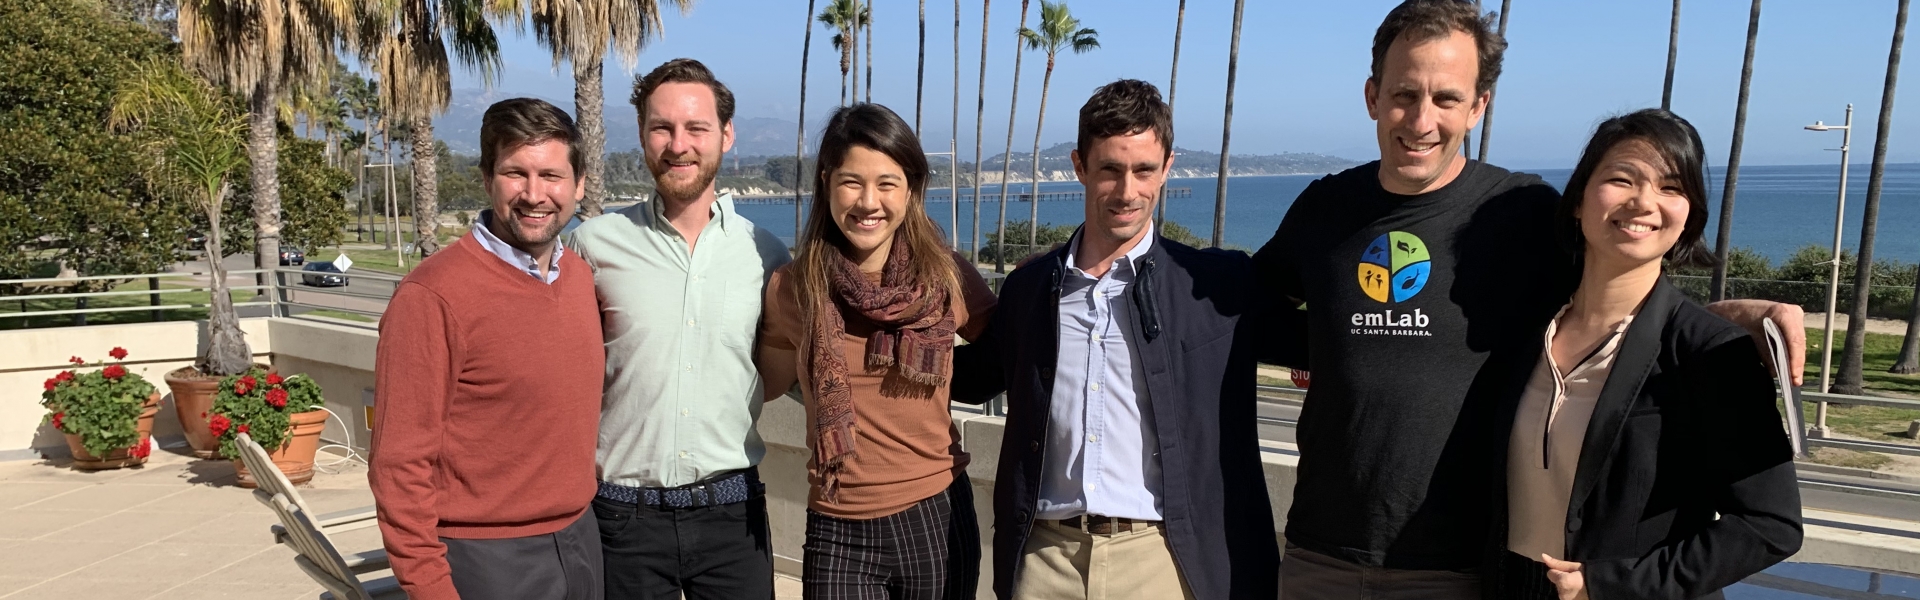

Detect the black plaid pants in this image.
[802,472,980,600]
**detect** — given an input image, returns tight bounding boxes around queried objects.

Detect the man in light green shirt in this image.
[565,58,789,600]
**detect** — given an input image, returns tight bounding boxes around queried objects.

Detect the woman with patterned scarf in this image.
[757,103,998,600]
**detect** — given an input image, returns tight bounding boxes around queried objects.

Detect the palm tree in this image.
[111,59,254,375]
[994,0,1032,273]
[1474,0,1509,163]
[819,0,866,106]
[493,0,691,219]
[177,0,357,287]
[1212,0,1246,248]
[1710,0,1762,302]
[1662,0,1681,110]
[915,0,925,134]
[970,0,991,260]
[367,0,503,259]
[1019,1,1098,250]
[1158,0,1186,225]
[863,0,872,104]
[341,74,380,242]
[1840,0,1910,389]
[796,0,818,243]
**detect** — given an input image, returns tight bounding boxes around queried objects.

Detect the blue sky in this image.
[454,0,1916,169]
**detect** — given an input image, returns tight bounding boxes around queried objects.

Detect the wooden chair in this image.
[235,433,388,573]
[261,491,406,600]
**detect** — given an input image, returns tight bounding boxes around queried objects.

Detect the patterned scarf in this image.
[808,230,956,502]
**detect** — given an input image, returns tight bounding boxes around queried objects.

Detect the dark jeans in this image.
[1279,542,1479,600]
[802,472,980,600]
[442,510,604,600]
[594,483,774,600]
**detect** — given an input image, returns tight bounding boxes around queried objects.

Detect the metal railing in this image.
[0,266,399,329]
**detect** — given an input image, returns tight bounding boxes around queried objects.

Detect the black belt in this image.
[596,468,762,509]
[1056,514,1160,535]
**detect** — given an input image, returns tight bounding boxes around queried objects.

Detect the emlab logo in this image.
[1358,232,1430,303]
[1351,232,1434,337]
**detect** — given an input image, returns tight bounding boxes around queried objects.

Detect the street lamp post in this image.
[1805,104,1854,438]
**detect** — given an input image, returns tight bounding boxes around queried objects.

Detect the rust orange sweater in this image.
[370,236,604,600]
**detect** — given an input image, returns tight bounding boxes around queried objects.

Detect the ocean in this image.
[732,162,1920,265]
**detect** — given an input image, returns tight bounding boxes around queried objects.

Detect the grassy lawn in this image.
[1800,327,1920,446]
[304,309,377,323]
[0,278,256,330]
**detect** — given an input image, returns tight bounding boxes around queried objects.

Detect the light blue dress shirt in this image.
[1036,221,1164,521]
[470,209,562,284]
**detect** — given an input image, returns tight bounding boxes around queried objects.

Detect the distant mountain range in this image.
[434,89,1359,177]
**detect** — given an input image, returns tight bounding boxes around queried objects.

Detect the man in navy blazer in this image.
[954,79,1279,600]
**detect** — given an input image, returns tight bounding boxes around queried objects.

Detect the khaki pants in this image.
[1279,543,1479,600]
[1012,519,1195,600]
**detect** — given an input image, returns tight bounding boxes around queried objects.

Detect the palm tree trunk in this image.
[864,0,873,104]
[1710,0,1762,302]
[577,59,608,218]
[972,0,992,261]
[799,0,818,243]
[1212,0,1246,249]
[916,0,926,134]
[996,0,1031,272]
[851,0,861,103]
[1663,0,1682,110]
[410,114,441,257]
[1028,59,1054,251]
[1476,0,1510,163]
[248,78,283,296]
[201,183,252,376]
[1160,0,1187,225]
[383,131,394,250]
[1839,0,1909,390]
[1893,264,1920,373]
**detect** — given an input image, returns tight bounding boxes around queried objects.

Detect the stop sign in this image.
[1290,369,1311,389]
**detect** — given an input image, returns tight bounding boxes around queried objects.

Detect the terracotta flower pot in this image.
[166,364,272,459]
[64,393,161,470]
[233,408,329,488]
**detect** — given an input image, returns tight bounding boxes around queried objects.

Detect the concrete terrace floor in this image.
[0,446,802,599]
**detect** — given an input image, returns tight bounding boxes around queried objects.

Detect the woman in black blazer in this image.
[1490,109,1803,600]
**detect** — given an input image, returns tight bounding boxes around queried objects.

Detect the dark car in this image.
[279,245,305,266]
[300,262,347,287]
[186,232,208,250]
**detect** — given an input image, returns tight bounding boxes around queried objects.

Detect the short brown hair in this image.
[478,98,584,177]
[1370,0,1507,95]
[1076,79,1173,159]
[630,58,736,125]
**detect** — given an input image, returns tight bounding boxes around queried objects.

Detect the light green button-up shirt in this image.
[565,194,791,488]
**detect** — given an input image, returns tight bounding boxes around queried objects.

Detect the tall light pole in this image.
[1805,104,1853,437]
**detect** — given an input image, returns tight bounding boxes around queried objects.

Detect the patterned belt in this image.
[596,469,761,509]
[1058,514,1161,535]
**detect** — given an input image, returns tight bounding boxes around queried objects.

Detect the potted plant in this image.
[110,59,259,458]
[208,366,327,487]
[40,348,162,470]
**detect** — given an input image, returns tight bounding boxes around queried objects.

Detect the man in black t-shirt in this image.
[1254,2,1803,598]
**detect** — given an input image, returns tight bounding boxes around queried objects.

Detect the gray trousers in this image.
[1279,543,1479,600]
[443,510,604,600]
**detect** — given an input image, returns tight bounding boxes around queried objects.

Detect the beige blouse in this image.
[1507,306,1634,562]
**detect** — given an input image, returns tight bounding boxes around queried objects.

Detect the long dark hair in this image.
[1557,108,1714,268]
[791,103,960,344]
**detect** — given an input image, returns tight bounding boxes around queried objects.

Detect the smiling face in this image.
[642,81,734,203]
[482,138,583,254]
[1072,128,1170,251]
[1366,29,1488,195]
[1577,138,1689,270]
[828,145,912,270]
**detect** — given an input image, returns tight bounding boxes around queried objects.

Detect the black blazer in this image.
[953,232,1280,600]
[1487,277,1803,599]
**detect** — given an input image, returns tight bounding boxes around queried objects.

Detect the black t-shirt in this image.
[1253,160,1575,570]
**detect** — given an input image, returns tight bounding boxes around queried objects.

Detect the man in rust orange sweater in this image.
[370,98,605,600]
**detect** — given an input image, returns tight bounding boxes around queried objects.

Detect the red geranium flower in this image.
[68,356,83,364]
[43,378,57,391]
[102,365,127,379]
[208,413,232,438]
[50,412,64,431]
[130,438,151,459]
[235,375,257,396]
[266,373,283,386]
[236,424,249,434]
[56,370,74,383]
[266,388,288,409]
[108,347,128,360]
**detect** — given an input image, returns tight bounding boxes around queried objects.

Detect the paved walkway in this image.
[0,446,801,599]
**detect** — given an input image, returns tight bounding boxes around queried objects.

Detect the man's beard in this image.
[650,155,721,202]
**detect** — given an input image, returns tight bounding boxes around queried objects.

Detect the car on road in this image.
[299,262,347,287]
[278,245,305,266]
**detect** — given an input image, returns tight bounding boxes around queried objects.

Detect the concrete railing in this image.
[2,318,1917,590]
